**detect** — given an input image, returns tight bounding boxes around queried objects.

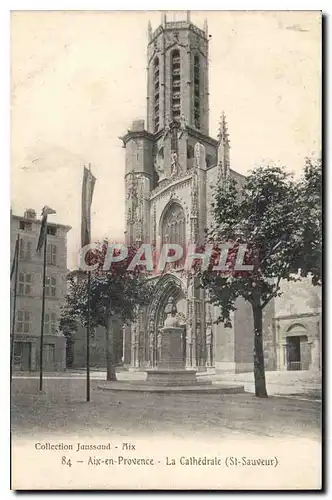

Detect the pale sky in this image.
[11,11,321,269]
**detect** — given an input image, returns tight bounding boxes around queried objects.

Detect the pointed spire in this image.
[217,111,230,147]
[148,20,152,41]
[203,18,208,37]
[217,112,230,179]
[187,11,191,23]
[161,11,167,27]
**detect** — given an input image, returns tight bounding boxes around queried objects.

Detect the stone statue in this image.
[149,330,155,367]
[163,114,171,141]
[194,142,201,167]
[157,329,162,353]
[173,31,179,43]
[206,323,212,344]
[171,152,180,177]
[186,317,193,343]
[163,297,180,327]
[154,158,166,182]
[206,322,213,366]
[178,113,187,138]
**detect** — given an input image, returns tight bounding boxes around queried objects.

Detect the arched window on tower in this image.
[187,145,194,159]
[162,203,186,268]
[193,54,200,129]
[154,57,160,132]
[206,154,214,168]
[171,50,181,122]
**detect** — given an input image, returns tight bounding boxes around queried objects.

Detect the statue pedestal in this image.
[146,326,197,386]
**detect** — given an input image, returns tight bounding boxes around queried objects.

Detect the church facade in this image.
[120,13,276,374]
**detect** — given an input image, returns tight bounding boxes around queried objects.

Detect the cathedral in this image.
[119,13,320,374]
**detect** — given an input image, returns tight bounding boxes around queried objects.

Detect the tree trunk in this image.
[105,316,117,381]
[252,304,268,398]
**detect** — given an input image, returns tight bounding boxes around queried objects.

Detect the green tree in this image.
[294,157,322,285]
[200,160,322,397]
[60,243,154,381]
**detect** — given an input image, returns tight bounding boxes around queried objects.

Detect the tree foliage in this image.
[294,157,322,285]
[60,241,155,379]
[200,159,322,397]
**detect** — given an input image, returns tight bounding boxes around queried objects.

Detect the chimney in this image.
[24,208,37,220]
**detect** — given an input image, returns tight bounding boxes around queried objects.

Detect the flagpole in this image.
[10,234,20,383]
[86,163,91,402]
[86,271,91,402]
[81,163,96,402]
[39,231,47,391]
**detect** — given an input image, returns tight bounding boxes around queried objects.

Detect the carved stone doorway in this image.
[146,274,186,367]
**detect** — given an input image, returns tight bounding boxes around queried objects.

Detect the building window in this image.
[19,220,32,231]
[18,272,33,295]
[162,203,186,268]
[44,312,57,335]
[13,342,25,366]
[171,50,181,121]
[285,324,310,371]
[46,243,57,265]
[45,276,57,297]
[19,239,32,260]
[187,144,195,170]
[17,311,31,334]
[187,145,194,159]
[154,57,160,132]
[193,54,200,129]
[206,154,214,168]
[47,225,57,236]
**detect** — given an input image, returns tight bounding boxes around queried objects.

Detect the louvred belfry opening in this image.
[193,54,200,129]
[171,50,181,121]
[154,57,160,132]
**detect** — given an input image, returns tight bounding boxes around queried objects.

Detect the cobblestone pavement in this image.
[11,378,321,441]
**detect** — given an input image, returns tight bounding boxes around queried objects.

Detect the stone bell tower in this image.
[121,11,215,247]
[146,11,211,185]
[146,11,209,135]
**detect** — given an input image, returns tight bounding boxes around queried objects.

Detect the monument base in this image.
[97,381,244,394]
[146,368,201,386]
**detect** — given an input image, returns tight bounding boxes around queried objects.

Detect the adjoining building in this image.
[273,279,321,372]
[10,208,71,371]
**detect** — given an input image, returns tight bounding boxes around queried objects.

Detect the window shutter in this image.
[26,241,32,260]
[19,240,25,259]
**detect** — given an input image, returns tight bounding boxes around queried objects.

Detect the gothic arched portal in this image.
[146,273,186,367]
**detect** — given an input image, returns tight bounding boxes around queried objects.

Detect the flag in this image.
[81,164,96,248]
[36,205,57,253]
[10,235,19,280]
